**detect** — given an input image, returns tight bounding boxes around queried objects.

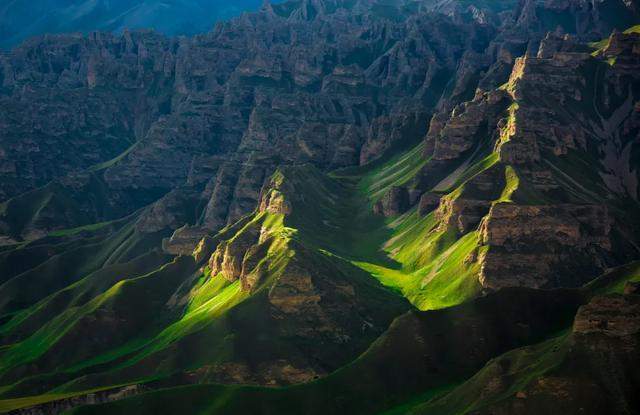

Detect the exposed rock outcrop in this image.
[478,203,614,289]
[208,224,261,283]
[573,293,640,336]
[8,385,147,415]
[454,290,640,415]
[3,0,637,244]
[427,90,510,162]
[418,192,441,216]
[373,186,410,217]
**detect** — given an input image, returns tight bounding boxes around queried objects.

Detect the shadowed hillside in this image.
[1,1,640,414]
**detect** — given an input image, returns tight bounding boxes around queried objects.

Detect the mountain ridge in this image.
[0,0,639,413]
[0,0,284,50]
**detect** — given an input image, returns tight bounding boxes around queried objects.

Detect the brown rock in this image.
[373,186,410,217]
[573,294,640,337]
[436,196,490,234]
[208,225,260,282]
[418,192,441,216]
[624,281,640,296]
[478,203,614,289]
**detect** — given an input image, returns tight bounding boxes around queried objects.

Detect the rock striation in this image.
[408,27,640,290]
[478,203,614,289]
[1,0,638,246]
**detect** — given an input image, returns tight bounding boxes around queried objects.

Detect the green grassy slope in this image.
[0,218,169,319]
[389,262,640,415]
[2,76,639,414]
[0,175,411,411]
[0,122,532,412]
[62,285,587,415]
[272,142,493,311]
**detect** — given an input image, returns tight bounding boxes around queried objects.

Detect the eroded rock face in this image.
[5,4,460,242]
[360,112,429,165]
[135,188,200,234]
[501,34,640,197]
[198,235,408,387]
[259,177,294,216]
[601,31,640,61]
[573,293,640,336]
[470,291,640,415]
[7,385,147,415]
[2,0,637,245]
[189,360,320,387]
[478,204,614,289]
[163,226,210,256]
[208,224,260,283]
[436,196,492,234]
[0,31,175,201]
[373,186,410,217]
[418,192,441,216]
[409,28,640,291]
[427,90,510,162]
[2,1,640,410]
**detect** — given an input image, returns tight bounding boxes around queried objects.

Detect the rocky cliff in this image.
[2,0,638,246]
[1,0,640,414]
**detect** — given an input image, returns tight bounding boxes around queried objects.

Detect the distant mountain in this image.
[0,0,278,49]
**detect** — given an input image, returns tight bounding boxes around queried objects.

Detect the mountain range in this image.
[0,0,640,414]
[0,0,280,49]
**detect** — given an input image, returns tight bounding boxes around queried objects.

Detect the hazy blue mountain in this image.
[0,0,276,49]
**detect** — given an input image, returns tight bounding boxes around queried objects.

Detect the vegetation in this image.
[1,94,639,412]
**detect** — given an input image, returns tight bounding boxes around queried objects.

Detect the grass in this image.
[585,260,640,295]
[269,142,486,311]
[116,272,247,365]
[408,333,570,415]
[271,134,534,313]
[498,165,519,202]
[434,152,499,194]
[2,19,640,415]
[0,140,472,410]
[0,187,409,410]
[48,221,115,237]
[0,256,197,377]
[88,141,139,172]
[0,385,126,413]
[355,221,482,310]
[3,121,630,414]
[589,24,640,55]
[59,284,586,415]
[356,142,428,202]
[398,261,640,414]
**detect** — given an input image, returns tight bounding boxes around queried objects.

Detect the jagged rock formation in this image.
[406,27,640,290]
[405,277,640,415]
[1,1,640,414]
[479,204,614,288]
[1,0,638,247]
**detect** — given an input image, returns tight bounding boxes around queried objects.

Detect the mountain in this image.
[0,0,280,49]
[0,0,640,413]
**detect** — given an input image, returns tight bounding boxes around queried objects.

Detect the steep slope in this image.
[28,287,585,415]
[2,0,638,247]
[0,167,413,412]
[403,265,640,415]
[406,28,640,291]
[1,2,640,414]
[33,261,634,415]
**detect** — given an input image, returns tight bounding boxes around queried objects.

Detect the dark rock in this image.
[373,186,410,217]
[478,204,614,289]
[624,281,640,296]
